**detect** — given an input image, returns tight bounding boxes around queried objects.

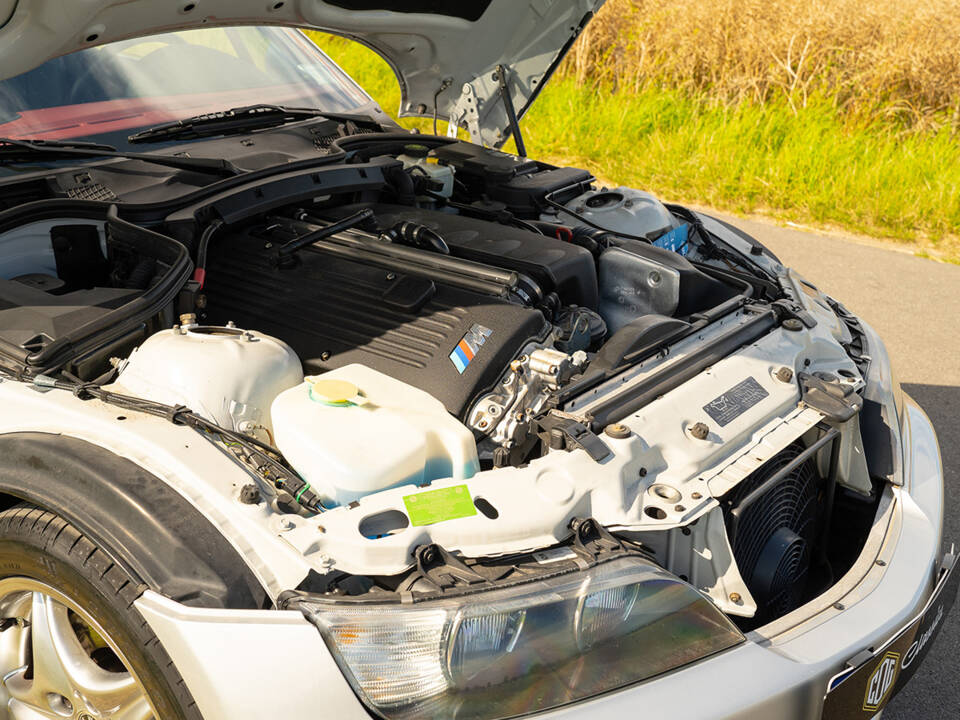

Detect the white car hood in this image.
[0,0,604,147]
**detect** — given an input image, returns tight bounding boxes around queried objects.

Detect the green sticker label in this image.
[403,485,477,526]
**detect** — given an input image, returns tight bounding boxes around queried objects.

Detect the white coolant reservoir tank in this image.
[396,143,454,199]
[271,364,479,506]
[109,322,303,436]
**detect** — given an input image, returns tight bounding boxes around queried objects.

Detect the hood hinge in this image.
[447,82,482,142]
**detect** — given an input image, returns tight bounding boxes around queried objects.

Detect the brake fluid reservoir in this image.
[397,143,454,199]
[271,364,479,506]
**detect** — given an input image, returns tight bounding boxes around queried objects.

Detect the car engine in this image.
[0,131,879,628]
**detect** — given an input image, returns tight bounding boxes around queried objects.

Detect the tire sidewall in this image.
[0,520,192,719]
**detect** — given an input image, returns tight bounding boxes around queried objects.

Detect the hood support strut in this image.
[496,65,526,157]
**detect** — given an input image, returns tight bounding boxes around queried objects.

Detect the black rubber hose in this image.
[193,219,224,288]
[385,165,416,206]
[126,257,157,290]
[384,220,450,255]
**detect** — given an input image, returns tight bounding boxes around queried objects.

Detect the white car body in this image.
[0,3,952,719]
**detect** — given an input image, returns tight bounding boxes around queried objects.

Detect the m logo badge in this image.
[449,324,492,374]
[863,651,900,711]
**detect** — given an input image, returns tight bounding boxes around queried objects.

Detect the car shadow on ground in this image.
[883,384,958,720]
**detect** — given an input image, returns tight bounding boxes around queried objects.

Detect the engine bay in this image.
[0,129,884,628]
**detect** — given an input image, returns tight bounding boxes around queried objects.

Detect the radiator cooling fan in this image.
[724,442,825,622]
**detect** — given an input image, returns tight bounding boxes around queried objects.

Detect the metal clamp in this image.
[538,411,612,462]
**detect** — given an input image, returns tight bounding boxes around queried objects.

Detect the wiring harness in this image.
[0,367,325,513]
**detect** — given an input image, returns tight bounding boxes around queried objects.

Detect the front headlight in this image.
[297,557,743,720]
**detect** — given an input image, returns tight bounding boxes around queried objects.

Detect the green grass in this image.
[312,34,960,263]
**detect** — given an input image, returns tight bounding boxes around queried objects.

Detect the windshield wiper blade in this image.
[127,104,342,144]
[7,138,120,152]
[0,137,242,176]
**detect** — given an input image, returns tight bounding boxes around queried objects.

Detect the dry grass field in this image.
[570,0,960,133]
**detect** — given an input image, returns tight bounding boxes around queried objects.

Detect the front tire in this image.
[0,504,201,720]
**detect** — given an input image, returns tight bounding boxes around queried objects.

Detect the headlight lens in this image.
[300,557,743,720]
[575,583,639,650]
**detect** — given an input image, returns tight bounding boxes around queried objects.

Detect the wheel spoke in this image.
[81,672,144,716]
[7,697,61,719]
[27,591,82,700]
[2,592,77,709]
[107,692,155,720]
[0,621,28,674]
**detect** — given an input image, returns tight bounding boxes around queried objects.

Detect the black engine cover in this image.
[203,227,548,418]
[327,203,599,310]
[429,142,592,216]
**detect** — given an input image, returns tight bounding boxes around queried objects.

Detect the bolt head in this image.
[729,592,742,603]
[239,484,261,505]
[604,423,631,439]
[783,318,803,331]
[690,422,710,440]
[775,366,794,383]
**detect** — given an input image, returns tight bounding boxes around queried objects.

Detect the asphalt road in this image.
[715,214,960,719]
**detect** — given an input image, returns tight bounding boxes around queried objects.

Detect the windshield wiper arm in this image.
[127,104,348,144]
[0,137,242,176]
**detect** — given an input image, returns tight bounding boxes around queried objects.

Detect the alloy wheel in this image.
[0,578,156,719]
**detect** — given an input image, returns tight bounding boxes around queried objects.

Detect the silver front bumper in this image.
[136,395,946,720]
